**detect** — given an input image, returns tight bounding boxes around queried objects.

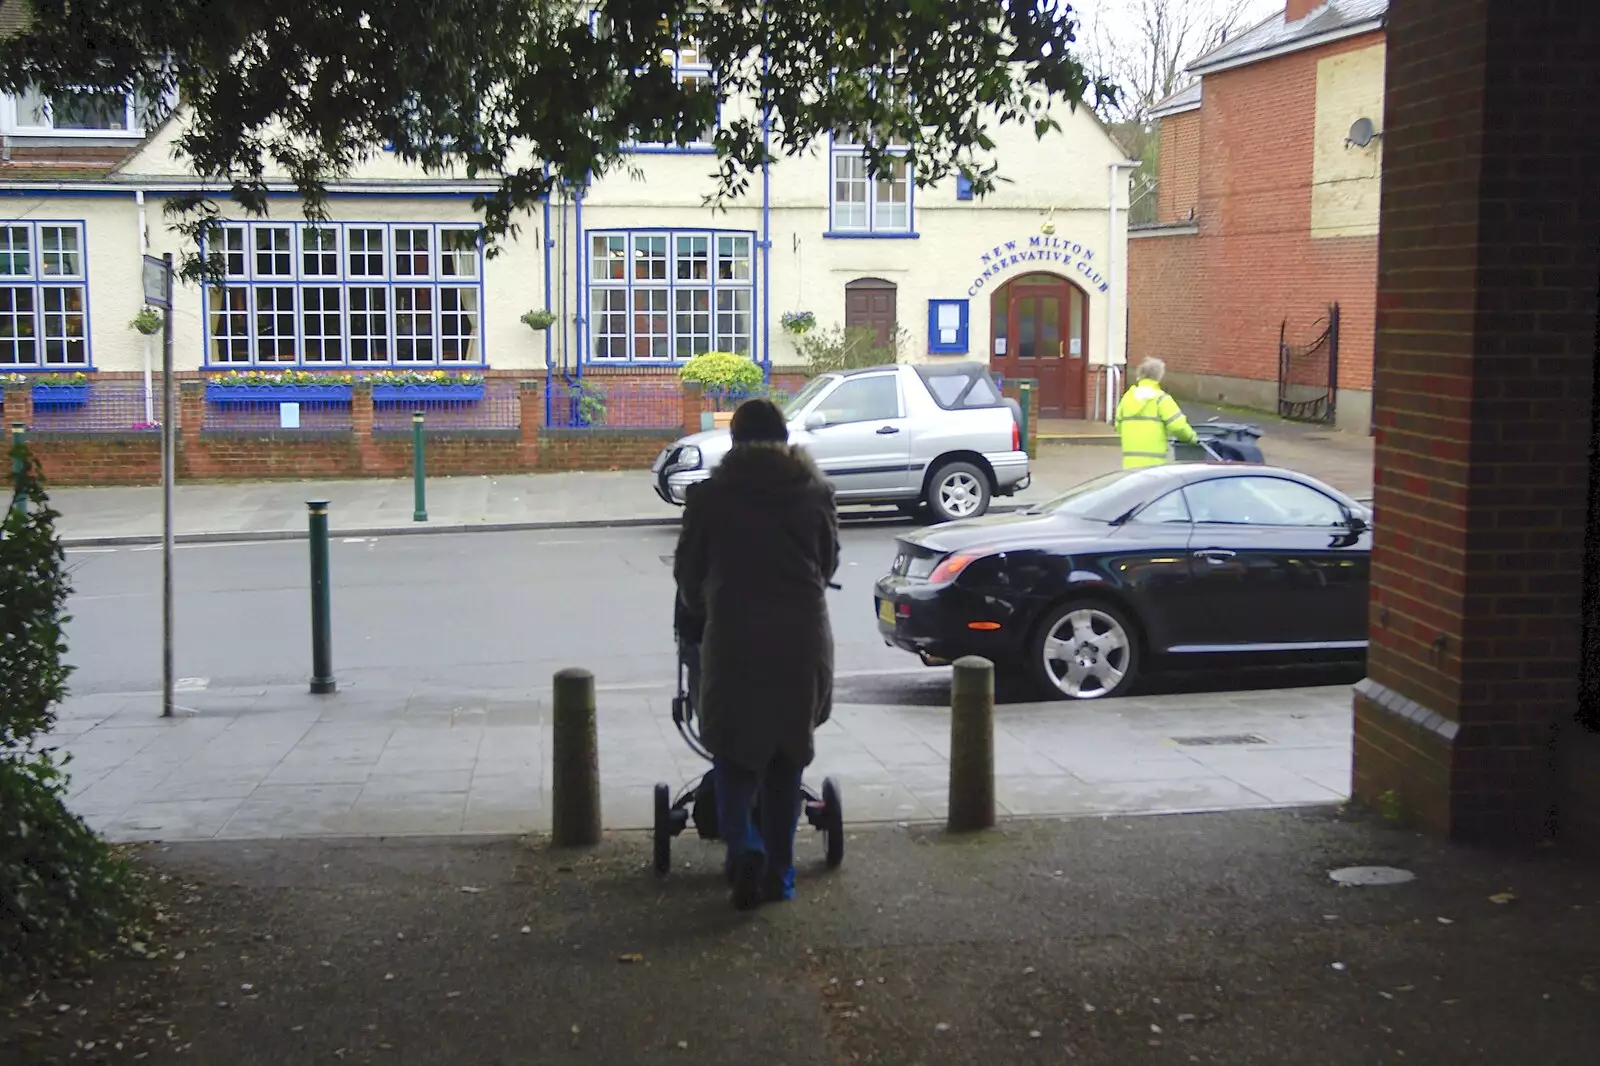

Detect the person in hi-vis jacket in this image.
[1114,357,1198,469]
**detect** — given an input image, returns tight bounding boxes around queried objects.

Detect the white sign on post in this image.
[142,255,171,308]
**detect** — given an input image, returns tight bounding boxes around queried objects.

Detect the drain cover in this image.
[1329,866,1415,886]
[1172,734,1267,747]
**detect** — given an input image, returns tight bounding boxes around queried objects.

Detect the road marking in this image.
[175,677,209,692]
[595,665,944,694]
[65,547,119,555]
[132,540,283,552]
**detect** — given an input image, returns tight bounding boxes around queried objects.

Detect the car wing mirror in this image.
[1345,511,1369,533]
[804,411,827,431]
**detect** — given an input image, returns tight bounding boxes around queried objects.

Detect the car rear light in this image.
[1012,419,1021,451]
[928,551,983,584]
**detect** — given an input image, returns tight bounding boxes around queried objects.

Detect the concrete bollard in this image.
[947,655,996,833]
[551,667,602,847]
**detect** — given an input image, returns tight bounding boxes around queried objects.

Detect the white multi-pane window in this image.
[202,222,484,366]
[588,230,754,363]
[0,221,89,368]
[829,129,914,235]
[8,87,146,134]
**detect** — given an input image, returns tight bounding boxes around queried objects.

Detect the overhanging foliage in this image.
[0,1,1113,276]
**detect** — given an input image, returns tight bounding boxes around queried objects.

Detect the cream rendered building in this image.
[0,39,1133,422]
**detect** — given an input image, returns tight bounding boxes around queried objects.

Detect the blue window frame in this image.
[586,229,754,364]
[200,221,486,368]
[0,220,90,369]
[827,131,916,238]
[927,299,969,355]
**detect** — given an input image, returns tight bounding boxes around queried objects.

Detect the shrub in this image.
[2,442,143,982]
[795,324,909,375]
[679,352,763,392]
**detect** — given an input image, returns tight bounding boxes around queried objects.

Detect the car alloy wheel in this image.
[1033,602,1138,700]
[927,461,990,522]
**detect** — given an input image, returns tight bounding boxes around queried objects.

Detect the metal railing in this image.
[28,381,160,433]
[546,379,682,430]
[202,398,355,433]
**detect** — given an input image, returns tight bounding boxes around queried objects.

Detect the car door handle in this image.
[1193,549,1236,562]
[876,425,900,435]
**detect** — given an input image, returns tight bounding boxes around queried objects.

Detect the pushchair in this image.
[652,596,845,877]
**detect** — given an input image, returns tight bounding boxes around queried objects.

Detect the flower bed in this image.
[372,383,485,404]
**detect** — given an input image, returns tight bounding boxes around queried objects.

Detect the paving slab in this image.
[47,678,1356,842]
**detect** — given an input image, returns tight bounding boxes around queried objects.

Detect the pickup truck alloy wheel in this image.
[1030,601,1139,700]
[927,461,990,522]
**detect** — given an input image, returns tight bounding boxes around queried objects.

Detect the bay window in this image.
[202,222,484,367]
[0,222,90,369]
[587,230,755,363]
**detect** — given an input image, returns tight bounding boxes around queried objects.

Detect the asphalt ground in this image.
[4,808,1597,1065]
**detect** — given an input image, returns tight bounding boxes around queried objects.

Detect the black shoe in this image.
[730,851,764,911]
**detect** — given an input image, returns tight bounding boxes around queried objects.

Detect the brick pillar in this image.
[518,378,544,470]
[177,381,204,479]
[1352,0,1600,847]
[351,383,378,474]
[681,381,704,437]
[2,383,31,430]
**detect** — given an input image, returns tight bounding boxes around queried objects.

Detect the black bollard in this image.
[412,410,427,522]
[947,655,996,832]
[551,667,601,847]
[307,500,335,694]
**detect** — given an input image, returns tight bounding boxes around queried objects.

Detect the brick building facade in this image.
[1128,1,1386,434]
[1354,0,1598,849]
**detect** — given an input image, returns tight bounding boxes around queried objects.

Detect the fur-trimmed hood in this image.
[709,441,826,497]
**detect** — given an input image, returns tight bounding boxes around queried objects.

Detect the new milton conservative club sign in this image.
[966,235,1109,298]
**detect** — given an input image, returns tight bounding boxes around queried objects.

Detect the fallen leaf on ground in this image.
[617,953,645,964]
[459,886,484,894]
[1489,892,1517,905]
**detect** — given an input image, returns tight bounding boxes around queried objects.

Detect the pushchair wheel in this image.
[821,777,845,869]
[653,782,672,875]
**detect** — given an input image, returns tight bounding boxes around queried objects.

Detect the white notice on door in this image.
[1069,337,1082,356]
[937,304,960,331]
[280,402,302,429]
[994,338,1007,355]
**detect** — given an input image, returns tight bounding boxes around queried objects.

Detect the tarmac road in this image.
[60,522,924,697]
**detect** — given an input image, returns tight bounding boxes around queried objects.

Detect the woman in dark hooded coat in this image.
[673,398,840,910]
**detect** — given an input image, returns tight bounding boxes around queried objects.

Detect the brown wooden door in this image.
[990,279,1087,418]
[845,278,897,349]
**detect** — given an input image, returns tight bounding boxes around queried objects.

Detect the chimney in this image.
[1285,0,1325,20]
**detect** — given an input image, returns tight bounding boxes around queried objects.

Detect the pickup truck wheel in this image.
[926,461,990,522]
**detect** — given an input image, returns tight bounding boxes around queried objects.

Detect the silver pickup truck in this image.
[650,362,1030,522]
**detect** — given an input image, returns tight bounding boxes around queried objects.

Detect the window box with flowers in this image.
[365,370,486,405]
[24,372,91,409]
[205,370,355,405]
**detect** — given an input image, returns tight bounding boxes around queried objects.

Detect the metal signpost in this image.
[144,254,175,718]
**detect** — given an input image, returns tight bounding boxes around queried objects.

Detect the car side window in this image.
[926,375,970,406]
[1132,488,1191,524]
[813,375,900,425]
[1184,476,1346,526]
[962,377,1000,406]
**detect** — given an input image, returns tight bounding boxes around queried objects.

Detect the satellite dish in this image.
[1346,117,1379,148]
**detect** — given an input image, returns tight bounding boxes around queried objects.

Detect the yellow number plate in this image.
[878,599,895,626]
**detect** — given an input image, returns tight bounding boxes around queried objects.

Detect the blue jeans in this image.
[714,752,803,900]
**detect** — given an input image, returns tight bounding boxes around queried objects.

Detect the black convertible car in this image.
[873,463,1372,700]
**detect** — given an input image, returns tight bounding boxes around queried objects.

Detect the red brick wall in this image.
[1156,110,1201,224]
[1127,32,1383,407]
[1196,32,1381,394]
[1127,234,1203,373]
[1353,0,1600,846]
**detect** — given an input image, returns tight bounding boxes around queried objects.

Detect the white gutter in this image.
[1105,161,1139,423]
[136,189,154,424]
[0,179,501,194]
[1187,18,1385,77]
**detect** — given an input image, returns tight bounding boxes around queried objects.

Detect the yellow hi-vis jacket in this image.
[1115,378,1198,469]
